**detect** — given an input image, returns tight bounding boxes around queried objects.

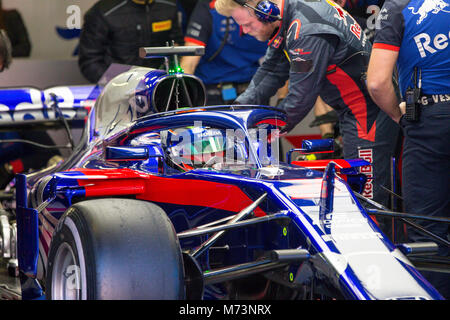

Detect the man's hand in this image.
[179,41,203,75]
[399,102,406,116]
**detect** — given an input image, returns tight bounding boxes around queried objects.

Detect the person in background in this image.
[367,0,449,298]
[79,0,183,84]
[177,0,198,33]
[0,28,11,71]
[0,0,31,57]
[181,0,267,105]
[0,28,58,189]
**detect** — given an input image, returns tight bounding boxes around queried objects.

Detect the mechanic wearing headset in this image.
[78,0,183,84]
[214,0,400,218]
[180,0,267,105]
[367,0,450,298]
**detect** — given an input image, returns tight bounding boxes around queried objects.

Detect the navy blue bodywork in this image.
[6,67,444,300]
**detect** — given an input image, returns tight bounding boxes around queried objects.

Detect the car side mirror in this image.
[287,139,334,164]
[105,145,163,161]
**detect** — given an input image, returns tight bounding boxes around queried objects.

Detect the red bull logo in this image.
[325,0,362,40]
[326,0,347,21]
[358,148,373,199]
[408,0,450,25]
[271,35,283,49]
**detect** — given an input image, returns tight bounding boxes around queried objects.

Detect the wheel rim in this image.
[51,242,82,300]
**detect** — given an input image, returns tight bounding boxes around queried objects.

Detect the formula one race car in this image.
[0,46,447,300]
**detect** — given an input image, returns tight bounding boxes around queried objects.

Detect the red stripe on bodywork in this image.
[138,176,266,216]
[292,159,355,183]
[326,65,376,142]
[255,119,287,127]
[128,125,165,136]
[284,134,322,148]
[184,37,206,47]
[74,168,266,216]
[292,159,354,171]
[75,169,146,197]
[79,178,146,197]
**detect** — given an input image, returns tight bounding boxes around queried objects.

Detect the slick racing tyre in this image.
[46,198,185,300]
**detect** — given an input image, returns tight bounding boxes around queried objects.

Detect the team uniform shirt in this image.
[373,0,450,97]
[236,0,403,209]
[236,0,375,134]
[373,1,450,298]
[184,0,267,84]
[79,0,183,83]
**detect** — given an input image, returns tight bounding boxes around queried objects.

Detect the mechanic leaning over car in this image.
[309,0,386,148]
[214,0,400,217]
[367,0,450,298]
[78,0,183,84]
[180,0,267,105]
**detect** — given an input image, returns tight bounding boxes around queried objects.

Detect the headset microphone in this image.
[234,0,281,23]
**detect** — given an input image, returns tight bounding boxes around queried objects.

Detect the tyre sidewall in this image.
[46,199,184,300]
[46,207,95,300]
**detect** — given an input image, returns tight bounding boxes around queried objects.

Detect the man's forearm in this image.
[236,61,289,105]
[367,79,402,123]
[180,54,201,75]
[367,48,402,123]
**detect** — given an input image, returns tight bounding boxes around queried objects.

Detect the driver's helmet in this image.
[161,126,225,170]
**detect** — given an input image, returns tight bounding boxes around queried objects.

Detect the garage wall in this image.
[2,0,97,59]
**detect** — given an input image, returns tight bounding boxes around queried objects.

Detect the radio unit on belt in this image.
[405,67,421,122]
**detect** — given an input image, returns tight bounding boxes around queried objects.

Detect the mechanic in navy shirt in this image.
[180,0,268,105]
[367,0,450,298]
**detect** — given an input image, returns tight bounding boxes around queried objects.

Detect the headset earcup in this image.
[254,0,280,23]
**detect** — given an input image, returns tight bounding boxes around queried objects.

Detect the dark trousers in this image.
[340,109,401,209]
[340,109,401,237]
[400,101,450,298]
